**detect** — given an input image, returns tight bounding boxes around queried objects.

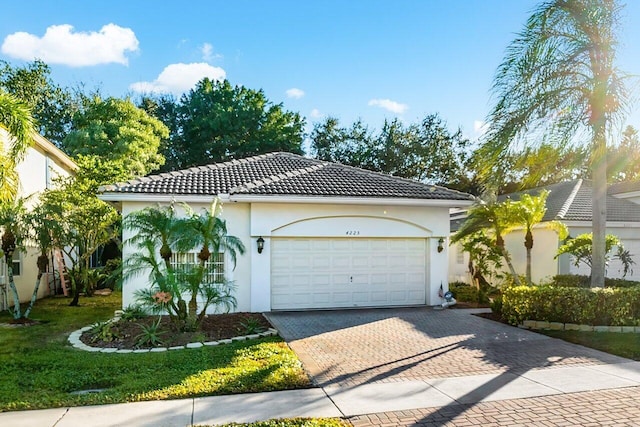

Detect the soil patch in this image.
[474,311,508,324]
[81,312,271,349]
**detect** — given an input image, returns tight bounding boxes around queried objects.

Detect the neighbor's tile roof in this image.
[608,180,640,196]
[500,179,640,222]
[100,152,474,201]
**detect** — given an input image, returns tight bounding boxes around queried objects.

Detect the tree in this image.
[0,90,36,203]
[0,198,27,319]
[556,232,634,276]
[151,79,305,171]
[608,125,640,182]
[480,0,628,288]
[0,60,82,146]
[310,114,476,191]
[510,190,568,284]
[123,199,245,331]
[64,97,169,178]
[451,200,522,285]
[38,159,121,306]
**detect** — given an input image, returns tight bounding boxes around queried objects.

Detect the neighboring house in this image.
[449,179,640,285]
[0,130,77,308]
[99,152,474,312]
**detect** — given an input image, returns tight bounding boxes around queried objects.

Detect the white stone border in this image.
[68,311,279,354]
[520,320,640,333]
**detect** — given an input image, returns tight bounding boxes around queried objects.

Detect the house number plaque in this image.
[345,230,360,235]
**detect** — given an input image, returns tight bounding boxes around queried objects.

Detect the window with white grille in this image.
[170,252,225,284]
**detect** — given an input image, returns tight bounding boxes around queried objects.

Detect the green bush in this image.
[547,275,640,288]
[502,285,640,326]
[490,294,503,316]
[449,281,480,302]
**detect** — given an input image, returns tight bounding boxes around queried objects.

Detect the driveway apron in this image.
[266,307,628,388]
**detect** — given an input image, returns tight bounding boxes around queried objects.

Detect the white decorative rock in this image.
[116,349,134,354]
[231,336,246,342]
[204,341,219,346]
[169,346,185,350]
[150,347,167,352]
[522,320,536,329]
[548,322,564,330]
[218,339,232,344]
[247,334,260,340]
[186,342,203,349]
[564,323,581,331]
[100,348,118,353]
[593,326,609,332]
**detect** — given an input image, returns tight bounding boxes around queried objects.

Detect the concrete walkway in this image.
[2,362,640,426]
[3,308,640,426]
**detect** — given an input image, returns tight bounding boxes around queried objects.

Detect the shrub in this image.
[546,274,640,288]
[449,281,479,302]
[490,294,503,316]
[501,285,640,326]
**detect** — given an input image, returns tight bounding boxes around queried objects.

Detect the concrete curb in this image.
[520,319,640,333]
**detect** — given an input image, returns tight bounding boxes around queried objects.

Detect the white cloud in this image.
[1,24,139,67]
[473,120,488,136]
[368,98,408,114]
[286,88,305,99]
[310,108,322,119]
[130,62,226,95]
[201,42,221,62]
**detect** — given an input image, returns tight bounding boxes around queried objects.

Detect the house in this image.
[449,179,640,285]
[0,130,77,308]
[99,152,474,312]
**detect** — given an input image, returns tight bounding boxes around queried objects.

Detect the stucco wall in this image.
[121,200,453,312]
[0,131,74,306]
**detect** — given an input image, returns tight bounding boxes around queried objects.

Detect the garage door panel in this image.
[271,238,427,310]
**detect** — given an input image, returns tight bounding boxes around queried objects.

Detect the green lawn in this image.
[0,293,310,412]
[540,330,640,360]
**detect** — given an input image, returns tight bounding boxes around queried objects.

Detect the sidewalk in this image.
[3,361,640,427]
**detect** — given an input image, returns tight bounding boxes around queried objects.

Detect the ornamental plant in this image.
[123,199,245,332]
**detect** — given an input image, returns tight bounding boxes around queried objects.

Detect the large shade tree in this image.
[480,0,628,287]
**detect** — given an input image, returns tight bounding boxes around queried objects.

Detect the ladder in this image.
[53,250,69,296]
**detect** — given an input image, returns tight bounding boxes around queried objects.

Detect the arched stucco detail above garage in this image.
[271,215,433,238]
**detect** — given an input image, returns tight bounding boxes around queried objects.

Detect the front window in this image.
[170,252,225,284]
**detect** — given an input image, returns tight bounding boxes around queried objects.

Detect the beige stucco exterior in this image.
[0,130,76,307]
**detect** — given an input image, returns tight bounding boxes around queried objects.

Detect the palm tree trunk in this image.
[7,263,21,319]
[525,229,533,285]
[591,136,607,288]
[23,272,43,318]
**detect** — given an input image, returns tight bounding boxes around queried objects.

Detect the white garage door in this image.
[271,238,427,310]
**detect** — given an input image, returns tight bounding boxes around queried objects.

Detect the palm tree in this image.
[0,90,36,203]
[0,198,27,319]
[452,200,522,285]
[511,191,568,284]
[180,200,245,324]
[481,0,628,287]
[124,199,245,331]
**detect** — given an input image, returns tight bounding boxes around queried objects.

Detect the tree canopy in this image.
[143,79,306,171]
[310,114,478,193]
[64,97,169,178]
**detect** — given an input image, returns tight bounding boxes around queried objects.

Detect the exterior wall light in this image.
[437,237,445,253]
[257,236,265,254]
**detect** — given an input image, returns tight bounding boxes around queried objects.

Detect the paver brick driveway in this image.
[266,307,627,387]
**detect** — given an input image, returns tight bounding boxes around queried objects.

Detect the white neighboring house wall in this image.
[120,198,453,313]
[449,222,640,285]
[0,130,76,307]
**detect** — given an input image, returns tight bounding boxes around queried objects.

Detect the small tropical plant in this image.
[556,233,635,278]
[238,316,266,335]
[120,304,149,321]
[134,317,165,347]
[124,199,245,332]
[90,321,120,343]
[0,198,27,319]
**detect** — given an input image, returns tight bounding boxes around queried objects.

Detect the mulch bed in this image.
[80,312,272,349]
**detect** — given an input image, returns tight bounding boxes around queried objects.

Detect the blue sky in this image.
[1,0,639,143]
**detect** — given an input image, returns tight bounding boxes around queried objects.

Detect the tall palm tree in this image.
[452,200,522,285]
[511,191,568,284]
[0,90,36,203]
[481,0,628,287]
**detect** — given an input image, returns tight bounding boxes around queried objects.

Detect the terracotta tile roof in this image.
[100,152,474,201]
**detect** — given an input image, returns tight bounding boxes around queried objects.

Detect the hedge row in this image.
[546,275,640,289]
[501,285,640,326]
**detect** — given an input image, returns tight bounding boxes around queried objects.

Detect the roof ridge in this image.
[229,162,327,194]
[556,178,583,220]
